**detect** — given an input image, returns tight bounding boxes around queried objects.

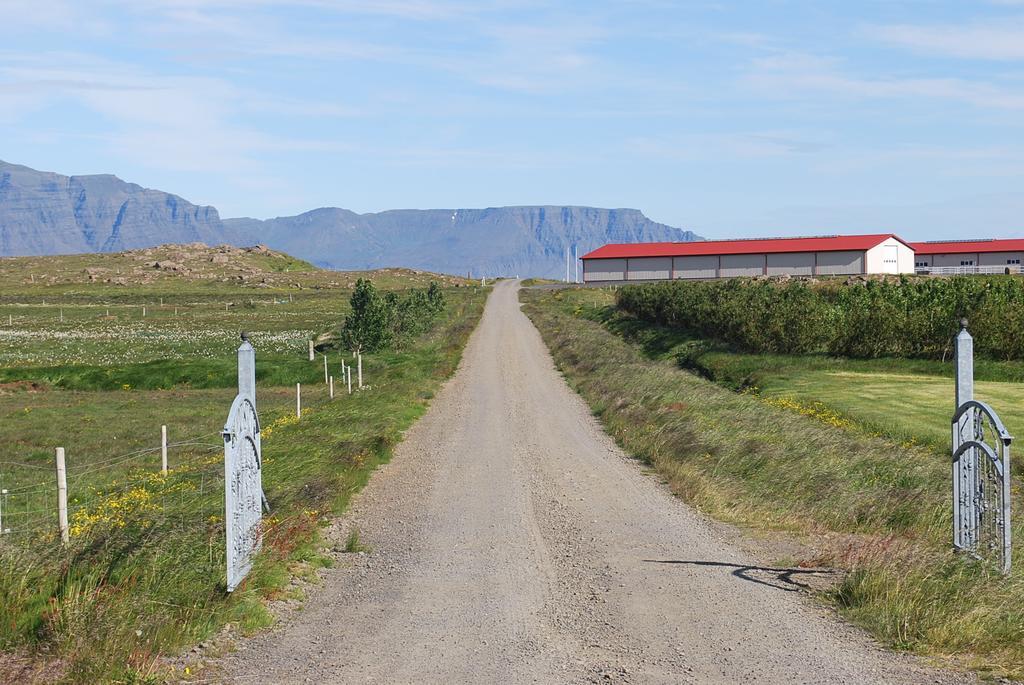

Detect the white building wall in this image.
[720,253,766,277]
[766,252,814,276]
[978,252,1024,267]
[673,255,718,279]
[626,257,672,280]
[816,251,864,275]
[933,253,980,268]
[864,238,914,274]
[583,258,626,282]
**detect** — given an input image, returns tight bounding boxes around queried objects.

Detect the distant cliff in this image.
[0,160,229,256]
[225,206,699,278]
[0,160,699,277]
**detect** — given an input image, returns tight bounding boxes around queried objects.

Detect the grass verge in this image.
[561,287,1024,454]
[521,287,1024,680]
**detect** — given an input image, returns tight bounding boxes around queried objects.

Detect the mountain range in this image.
[0,160,699,277]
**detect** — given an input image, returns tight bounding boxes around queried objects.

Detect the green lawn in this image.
[760,370,1024,453]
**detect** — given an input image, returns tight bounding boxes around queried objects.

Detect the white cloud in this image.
[744,51,1024,110]
[868,19,1024,60]
[0,53,351,175]
[625,131,831,161]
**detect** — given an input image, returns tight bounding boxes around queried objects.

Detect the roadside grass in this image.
[562,287,1024,454]
[0,259,485,683]
[521,287,1024,680]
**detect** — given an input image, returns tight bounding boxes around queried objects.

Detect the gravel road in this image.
[216,280,972,684]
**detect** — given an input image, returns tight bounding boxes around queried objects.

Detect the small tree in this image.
[426,281,445,313]
[340,278,394,353]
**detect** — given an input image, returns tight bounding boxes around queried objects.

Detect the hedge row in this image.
[615,276,1024,360]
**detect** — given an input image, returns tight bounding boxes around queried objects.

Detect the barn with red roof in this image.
[910,239,1024,275]
[580,234,915,282]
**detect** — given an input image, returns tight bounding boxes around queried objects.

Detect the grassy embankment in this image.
[565,287,1024,453]
[0,245,484,683]
[521,286,1024,680]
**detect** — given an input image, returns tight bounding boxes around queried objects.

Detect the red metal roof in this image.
[910,239,1024,255]
[581,234,907,260]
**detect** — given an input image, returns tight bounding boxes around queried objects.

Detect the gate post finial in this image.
[237,333,256,408]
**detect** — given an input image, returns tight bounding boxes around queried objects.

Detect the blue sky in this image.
[1,1,1022,240]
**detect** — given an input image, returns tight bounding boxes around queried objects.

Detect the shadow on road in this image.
[642,559,836,593]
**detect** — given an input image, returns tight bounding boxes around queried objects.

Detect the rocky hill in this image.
[0,242,469,294]
[0,160,700,277]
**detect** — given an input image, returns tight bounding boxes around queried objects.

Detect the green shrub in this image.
[340,279,446,353]
[616,276,1024,360]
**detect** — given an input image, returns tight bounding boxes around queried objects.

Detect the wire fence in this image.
[0,368,347,548]
[0,430,228,540]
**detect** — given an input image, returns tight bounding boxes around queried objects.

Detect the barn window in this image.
[1008,259,1021,265]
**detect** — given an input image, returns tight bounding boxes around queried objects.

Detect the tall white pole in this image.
[55,447,68,545]
[329,375,334,399]
[323,354,329,384]
[347,366,352,394]
[296,383,302,418]
[308,340,315,362]
[574,245,579,283]
[357,353,363,389]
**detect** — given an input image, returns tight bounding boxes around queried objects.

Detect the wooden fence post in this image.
[308,340,315,362]
[55,447,68,545]
[161,425,168,475]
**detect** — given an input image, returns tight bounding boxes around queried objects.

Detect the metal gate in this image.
[223,334,266,592]
[953,321,1012,574]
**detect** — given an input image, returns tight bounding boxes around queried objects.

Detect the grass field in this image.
[522,286,1024,680]
[0,246,484,683]
[760,370,1024,453]
[557,286,1024,455]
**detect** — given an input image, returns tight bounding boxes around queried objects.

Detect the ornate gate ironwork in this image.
[223,334,266,592]
[952,321,1012,575]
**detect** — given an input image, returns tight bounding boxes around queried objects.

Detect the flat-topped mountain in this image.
[225,205,698,278]
[0,160,700,277]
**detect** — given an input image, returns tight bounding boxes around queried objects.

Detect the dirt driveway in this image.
[216,280,972,684]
